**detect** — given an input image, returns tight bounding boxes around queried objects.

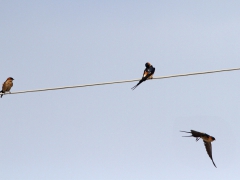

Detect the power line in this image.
[1,67,240,96]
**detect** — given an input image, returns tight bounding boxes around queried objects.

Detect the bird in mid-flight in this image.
[131,62,155,90]
[1,77,14,98]
[180,130,217,168]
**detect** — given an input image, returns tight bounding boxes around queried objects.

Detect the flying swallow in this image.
[180,130,217,168]
[131,62,155,90]
[1,77,14,98]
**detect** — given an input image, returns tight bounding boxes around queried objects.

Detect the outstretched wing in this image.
[203,141,217,168]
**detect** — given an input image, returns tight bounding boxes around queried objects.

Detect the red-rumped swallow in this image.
[180,130,217,168]
[1,77,14,98]
[131,62,155,90]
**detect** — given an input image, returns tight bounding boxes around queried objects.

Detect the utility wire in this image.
[1,67,240,96]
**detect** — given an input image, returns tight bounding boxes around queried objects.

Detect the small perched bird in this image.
[180,130,217,168]
[131,62,155,90]
[1,77,14,98]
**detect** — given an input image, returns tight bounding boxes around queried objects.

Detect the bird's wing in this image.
[146,67,155,78]
[203,141,217,168]
[149,66,155,74]
[2,82,7,92]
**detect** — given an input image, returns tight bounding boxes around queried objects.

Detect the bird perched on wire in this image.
[180,130,217,168]
[1,77,14,98]
[131,62,155,90]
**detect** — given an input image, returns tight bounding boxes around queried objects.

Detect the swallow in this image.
[1,77,14,98]
[131,62,155,90]
[180,130,217,168]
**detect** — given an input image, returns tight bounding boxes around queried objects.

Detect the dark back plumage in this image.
[181,129,217,168]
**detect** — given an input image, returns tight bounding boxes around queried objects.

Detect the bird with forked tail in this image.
[131,62,155,90]
[180,130,217,168]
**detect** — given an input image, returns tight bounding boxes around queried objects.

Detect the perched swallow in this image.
[131,62,155,90]
[180,130,217,168]
[1,77,14,98]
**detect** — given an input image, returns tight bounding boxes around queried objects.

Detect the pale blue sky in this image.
[1,1,240,179]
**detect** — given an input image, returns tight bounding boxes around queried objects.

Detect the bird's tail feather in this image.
[131,75,150,90]
[131,85,138,90]
[180,131,192,137]
[180,130,191,133]
[131,81,143,90]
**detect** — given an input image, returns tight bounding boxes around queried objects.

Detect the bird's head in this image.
[7,77,14,81]
[145,62,151,68]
